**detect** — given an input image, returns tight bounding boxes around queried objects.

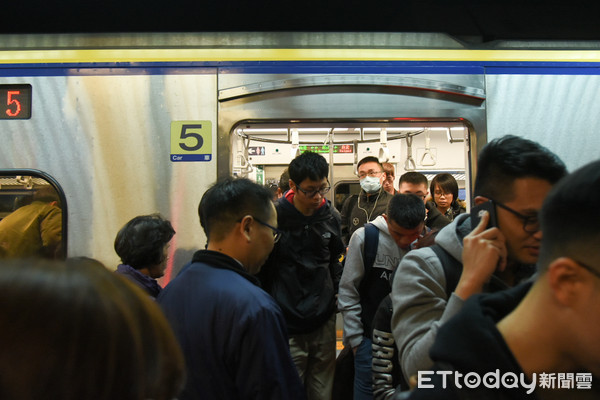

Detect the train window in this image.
[0,170,67,260]
[333,180,361,212]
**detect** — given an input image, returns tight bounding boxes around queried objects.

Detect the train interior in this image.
[0,176,62,221]
[0,174,65,256]
[231,121,469,208]
[229,121,470,350]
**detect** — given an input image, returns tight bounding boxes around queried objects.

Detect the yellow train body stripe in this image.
[2,48,600,64]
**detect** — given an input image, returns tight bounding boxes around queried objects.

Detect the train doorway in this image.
[218,70,486,353]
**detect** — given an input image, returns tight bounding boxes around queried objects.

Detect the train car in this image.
[1,32,600,282]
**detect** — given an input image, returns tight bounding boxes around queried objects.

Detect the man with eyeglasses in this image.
[398,172,450,232]
[400,158,600,400]
[157,178,305,400]
[258,151,345,400]
[390,135,567,385]
[341,156,393,245]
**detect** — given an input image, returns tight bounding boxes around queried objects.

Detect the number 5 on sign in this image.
[170,121,213,162]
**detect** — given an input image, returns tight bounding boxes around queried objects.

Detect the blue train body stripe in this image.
[2,61,600,76]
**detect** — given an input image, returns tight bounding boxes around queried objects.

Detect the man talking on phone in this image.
[390,135,567,386]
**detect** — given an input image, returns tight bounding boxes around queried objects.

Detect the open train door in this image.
[217,68,485,352]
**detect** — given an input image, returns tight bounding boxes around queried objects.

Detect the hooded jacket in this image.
[338,215,409,348]
[259,190,345,335]
[405,282,536,400]
[391,214,535,382]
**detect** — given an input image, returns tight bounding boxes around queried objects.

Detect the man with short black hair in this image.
[158,178,305,400]
[403,159,600,399]
[259,151,345,400]
[338,194,426,399]
[277,168,291,198]
[341,156,393,245]
[391,135,567,384]
[398,171,449,231]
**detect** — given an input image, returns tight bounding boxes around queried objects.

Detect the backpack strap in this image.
[358,222,381,336]
[430,244,462,295]
[342,194,359,244]
[362,222,380,274]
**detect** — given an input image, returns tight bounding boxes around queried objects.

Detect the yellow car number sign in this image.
[170,121,213,162]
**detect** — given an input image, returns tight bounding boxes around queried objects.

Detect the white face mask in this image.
[360,176,382,193]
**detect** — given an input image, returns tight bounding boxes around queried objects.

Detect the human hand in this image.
[455,211,507,300]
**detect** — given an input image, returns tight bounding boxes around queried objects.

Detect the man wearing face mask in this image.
[341,157,393,245]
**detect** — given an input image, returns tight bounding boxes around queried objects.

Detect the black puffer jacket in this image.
[259,192,345,334]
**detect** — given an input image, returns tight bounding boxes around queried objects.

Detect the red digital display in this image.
[1,84,32,120]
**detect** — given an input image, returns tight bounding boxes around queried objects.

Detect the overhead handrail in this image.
[232,131,253,175]
[290,129,300,158]
[378,129,390,163]
[235,128,425,145]
[420,130,437,166]
[404,135,417,171]
[352,138,359,174]
[16,175,34,189]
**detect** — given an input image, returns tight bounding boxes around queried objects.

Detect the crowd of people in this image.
[1,135,599,399]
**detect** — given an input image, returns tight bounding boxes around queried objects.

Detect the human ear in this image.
[547,258,590,307]
[239,215,253,242]
[473,196,490,206]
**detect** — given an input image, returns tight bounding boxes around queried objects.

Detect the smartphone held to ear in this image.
[471,201,497,230]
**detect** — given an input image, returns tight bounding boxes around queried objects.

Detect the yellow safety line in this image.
[2,48,600,64]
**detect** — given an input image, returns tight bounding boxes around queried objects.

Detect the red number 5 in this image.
[6,90,21,117]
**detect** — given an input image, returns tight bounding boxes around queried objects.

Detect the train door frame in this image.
[217,71,486,202]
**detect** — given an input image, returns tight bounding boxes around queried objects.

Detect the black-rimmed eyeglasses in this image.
[296,184,331,198]
[573,259,600,280]
[488,198,540,233]
[237,216,282,243]
[253,217,282,243]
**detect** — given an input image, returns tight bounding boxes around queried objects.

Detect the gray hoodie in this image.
[390,213,472,382]
[338,215,409,349]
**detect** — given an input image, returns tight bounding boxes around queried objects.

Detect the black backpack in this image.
[361,222,380,278]
[334,225,462,400]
